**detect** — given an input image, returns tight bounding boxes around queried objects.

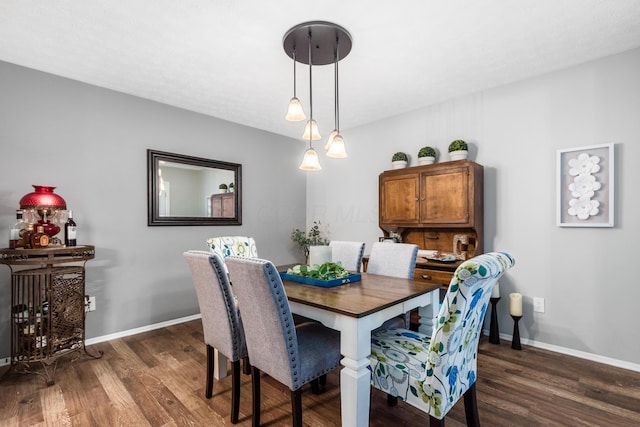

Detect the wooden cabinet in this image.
[210,193,235,218]
[379,160,484,288]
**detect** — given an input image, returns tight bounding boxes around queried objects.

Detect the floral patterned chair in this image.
[369,252,515,426]
[207,235,258,261]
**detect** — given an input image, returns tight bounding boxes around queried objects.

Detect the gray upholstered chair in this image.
[367,241,419,329]
[225,256,342,427]
[329,240,365,272]
[369,252,515,427]
[183,250,247,424]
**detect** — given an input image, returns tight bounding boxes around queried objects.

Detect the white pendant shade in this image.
[285,97,306,121]
[299,147,322,170]
[324,129,338,151]
[326,133,347,158]
[301,119,321,140]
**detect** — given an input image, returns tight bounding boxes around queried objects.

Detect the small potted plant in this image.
[291,220,329,263]
[218,183,228,193]
[391,152,409,169]
[448,139,469,161]
[229,182,234,192]
[417,146,437,165]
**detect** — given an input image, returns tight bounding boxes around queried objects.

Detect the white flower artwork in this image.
[566,153,601,220]
[557,143,613,227]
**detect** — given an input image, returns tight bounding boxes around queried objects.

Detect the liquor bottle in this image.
[9,210,25,249]
[22,223,35,249]
[31,225,49,248]
[64,211,77,247]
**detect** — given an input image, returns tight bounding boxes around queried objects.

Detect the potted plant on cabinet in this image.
[391,152,409,169]
[448,139,469,161]
[229,182,234,192]
[218,183,228,193]
[417,146,437,165]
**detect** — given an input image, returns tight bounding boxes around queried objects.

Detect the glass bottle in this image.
[9,210,25,249]
[64,210,77,247]
[31,225,49,248]
[22,223,35,249]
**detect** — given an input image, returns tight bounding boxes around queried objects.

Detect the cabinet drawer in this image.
[414,268,452,286]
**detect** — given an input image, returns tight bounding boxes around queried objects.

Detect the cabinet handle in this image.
[415,197,419,201]
[421,274,432,280]
[420,197,425,201]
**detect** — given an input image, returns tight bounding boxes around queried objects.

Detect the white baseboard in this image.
[483,328,640,373]
[2,318,637,373]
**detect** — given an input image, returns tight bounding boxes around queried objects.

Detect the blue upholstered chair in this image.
[367,241,419,329]
[329,240,366,273]
[183,250,248,424]
[368,252,515,427]
[225,256,342,427]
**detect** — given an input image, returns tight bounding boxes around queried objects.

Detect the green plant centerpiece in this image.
[392,152,408,162]
[448,140,468,152]
[291,220,329,260]
[286,262,350,280]
[418,146,436,158]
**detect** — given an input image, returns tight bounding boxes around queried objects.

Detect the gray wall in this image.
[0,61,307,360]
[307,48,640,367]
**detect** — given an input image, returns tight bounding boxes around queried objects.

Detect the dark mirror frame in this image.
[147,149,242,226]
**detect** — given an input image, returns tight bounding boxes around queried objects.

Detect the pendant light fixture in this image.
[283,21,352,169]
[285,49,306,122]
[299,30,321,170]
[325,39,347,158]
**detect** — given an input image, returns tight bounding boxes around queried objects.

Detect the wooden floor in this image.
[1,319,639,426]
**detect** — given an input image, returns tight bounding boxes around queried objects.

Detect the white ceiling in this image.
[2,1,640,140]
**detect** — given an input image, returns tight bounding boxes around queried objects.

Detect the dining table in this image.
[280,267,441,427]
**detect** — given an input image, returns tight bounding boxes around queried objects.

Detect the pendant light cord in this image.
[335,38,340,132]
[308,30,313,145]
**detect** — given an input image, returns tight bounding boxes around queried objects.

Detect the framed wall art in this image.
[557,143,614,227]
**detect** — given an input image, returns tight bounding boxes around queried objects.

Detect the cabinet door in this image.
[221,194,235,218]
[420,166,470,225]
[380,173,420,224]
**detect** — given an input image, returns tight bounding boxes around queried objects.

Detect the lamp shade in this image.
[301,119,321,140]
[19,185,67,210]
[285,97,306,121]
[326,133,347,158]
[299,148,322,171]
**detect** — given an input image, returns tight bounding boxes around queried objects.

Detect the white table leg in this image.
[214,348,228,380]
[418,288,440,335]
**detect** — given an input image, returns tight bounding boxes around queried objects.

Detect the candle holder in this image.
[511,315,522,350]
[489,297,500,344]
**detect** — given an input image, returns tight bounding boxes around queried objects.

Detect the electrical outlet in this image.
[533,297,545,313]
[85,295,96,312]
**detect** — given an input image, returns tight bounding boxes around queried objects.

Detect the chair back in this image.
[224,256,303,390]
[183,250,246,361]
[366,242,418,278]
[425,252,515,416]
[329,240,365,272]
[207,236,258,259]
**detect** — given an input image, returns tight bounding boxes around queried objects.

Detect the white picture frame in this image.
[557,143,614,227]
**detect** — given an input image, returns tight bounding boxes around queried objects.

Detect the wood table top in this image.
[279,265,440,318]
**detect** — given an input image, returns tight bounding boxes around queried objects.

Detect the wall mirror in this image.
[147,149,242,226]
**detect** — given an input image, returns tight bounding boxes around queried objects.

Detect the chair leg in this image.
[319,374,327,386]
[242,356,251,375]
[429,415,445,427]
[251,366,261,427]
[205,344,215,399]
[387,394,398,406]
[291,389,303,427]
[311,378,321,394]
[231,360,241,424]
[463,382,480,427]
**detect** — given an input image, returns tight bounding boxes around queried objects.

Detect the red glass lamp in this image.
[19,185,67,238]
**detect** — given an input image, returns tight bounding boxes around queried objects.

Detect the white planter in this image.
[448,150,468,161]
[418,156,435,165]
[219,189,228,193]
[391,160,408,169]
